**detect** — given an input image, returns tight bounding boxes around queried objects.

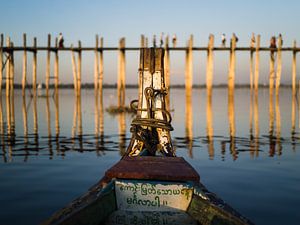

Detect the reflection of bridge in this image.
[0,87,299,163]
[1,33,299,100]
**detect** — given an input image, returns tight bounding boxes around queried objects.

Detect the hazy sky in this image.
[1,0,299,84]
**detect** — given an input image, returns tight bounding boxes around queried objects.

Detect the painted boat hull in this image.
[42,157,253,225]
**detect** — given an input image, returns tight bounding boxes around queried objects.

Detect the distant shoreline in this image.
[5,83,294,89]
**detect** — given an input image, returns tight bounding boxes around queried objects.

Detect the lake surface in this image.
[0,87,299,225]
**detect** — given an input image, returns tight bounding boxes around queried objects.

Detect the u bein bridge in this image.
[0,33,300,99]
[0,43,299,163]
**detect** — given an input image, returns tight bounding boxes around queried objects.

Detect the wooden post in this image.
[275,35,283,93]
[292,40,297,95]
[99,37,104,93]
[10,42,14,95]
[6,37,10,97]
[32,37,37,96]
[70,44,78,94]
[164,35,170,110]
[185,35,193,92]
[269,39,275,93]
[118,38,126,107]
[46,34,51,96]
[77,41,82,95]
[254,35,260,91]
[22,34,27,96]
[126,48,174,157]
[140,34,145,48]
[22,95,28,141]
[228,34,236,90]
[54,38,59,91]
[206,34,214,96]
[0,34,3,95]
[94,34,99,91]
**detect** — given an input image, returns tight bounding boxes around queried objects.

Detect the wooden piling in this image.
[22,34,27,96]
[185,35,193,92]
[275,35,283,93]
[32,37,37,96]
[292,40,297,95]
[269,40,275,93]
[206,34,214,96]
[6,37,10,97]
[54,38,59,91]
[94,35,99,91]
[228,34,237,90]
[164,35,170,110]
[254,35,260,91]
[46,34,51,96]
[70,44,78,94]
[22,95,28,140]
[0,34,3,95]
[118,38,126,107]
[140,35,145,48]
[77,41,82,95]
[9,42,14,95]
[99,37,104,93]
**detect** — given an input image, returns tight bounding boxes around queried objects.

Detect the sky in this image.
[1,0,300,85]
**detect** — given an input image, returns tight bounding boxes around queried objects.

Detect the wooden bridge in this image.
[0,33,299,99]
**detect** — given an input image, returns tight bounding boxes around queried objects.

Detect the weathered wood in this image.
[5,37,10,97]
[22,34,27,96]
[185,35,193,91]
[228,34,237,90]
[105,156,200,182]
[99,37,104,93]
[206,34,214,95]
[77,41,82,95]
[70,45,78,94]
[275,35,283,93]
[164,35,170,110]
[94,35,99,91]
[292,40,297,95]
[54,38,59,91]
[10,42,14,95]
[32,37,37,96]
[45,34,51,96]
[0,34,3,95]
[118,38,126,107]
[254,35,260,91]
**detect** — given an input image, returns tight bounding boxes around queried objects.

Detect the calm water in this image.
[0,88,299,225]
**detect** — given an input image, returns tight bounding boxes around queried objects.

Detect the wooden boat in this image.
[42,48,253,225]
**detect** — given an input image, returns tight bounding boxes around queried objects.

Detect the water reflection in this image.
[0,88,299,162]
